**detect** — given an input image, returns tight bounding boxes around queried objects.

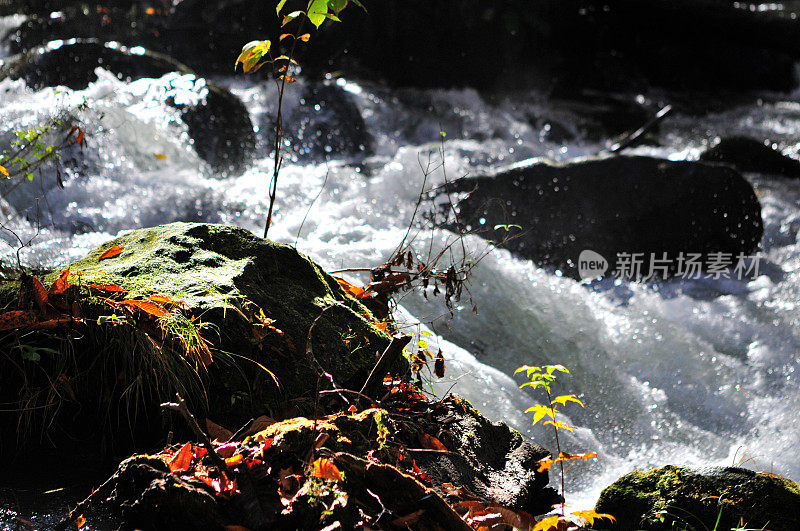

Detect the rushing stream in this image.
[2,15,800,514]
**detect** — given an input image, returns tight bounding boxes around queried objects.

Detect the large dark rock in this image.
[0,40,256,176]
[594,465,800,531]
[700,136,800,178]
[443,155,763,280]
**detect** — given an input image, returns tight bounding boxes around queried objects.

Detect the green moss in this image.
[595,466,800,531]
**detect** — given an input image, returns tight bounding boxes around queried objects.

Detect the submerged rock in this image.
[0,40,256,176]
[594,465,800,531]
[700,136,800,178]
[442,155,763,280]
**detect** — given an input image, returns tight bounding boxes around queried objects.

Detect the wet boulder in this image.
[700,136,800,178]
[594,465,800,531]
[443,155,763,280]
[0,40,256,176]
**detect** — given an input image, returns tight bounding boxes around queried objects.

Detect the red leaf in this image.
[89,283,126,293]
[169,442,193,473]
[24,274,49,315]
[215,442,238,459]
[0,310,38,331]
[49,269,71,296]
[118,299,170,318]
[419,432,447,451]
[98,246,124,261]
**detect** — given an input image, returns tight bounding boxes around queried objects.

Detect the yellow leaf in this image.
[0,164,8,177]
[154,153,167,160]
[235,40,271,73]
[525,404,555,425]
[532,515,566,531]
[551,394,584,408]
[544,420,574,432]
[225,454,243,467]
[572,510,616,526]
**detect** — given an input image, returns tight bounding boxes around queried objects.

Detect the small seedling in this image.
[515,364,616,531]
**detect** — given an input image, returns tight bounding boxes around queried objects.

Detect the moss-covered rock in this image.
[594,465,800,531]
[72,222,392,407]
[0,222,396,455]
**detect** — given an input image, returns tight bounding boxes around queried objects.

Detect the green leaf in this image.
[350,0,366,11]
[328,0,348,15]
[282,10,303,25]
[276,0,289,15]
[307,0,329,27]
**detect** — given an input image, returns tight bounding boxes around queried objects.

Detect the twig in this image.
[160,393,228,473]
[607,104,672,153]
[360,334,412,398]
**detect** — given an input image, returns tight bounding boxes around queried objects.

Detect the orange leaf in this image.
[89,283,126,292]
[312,458,343,481]
[333,276,365,298]
[419,432,447,451]
[537,456,554,472]
[223,526,252,531]
[98,246,123,261]
[118,299,170,318]
[75,515,87,528]
[169,442,193,473]
[0,164,9,177]
[49,269,71,296]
